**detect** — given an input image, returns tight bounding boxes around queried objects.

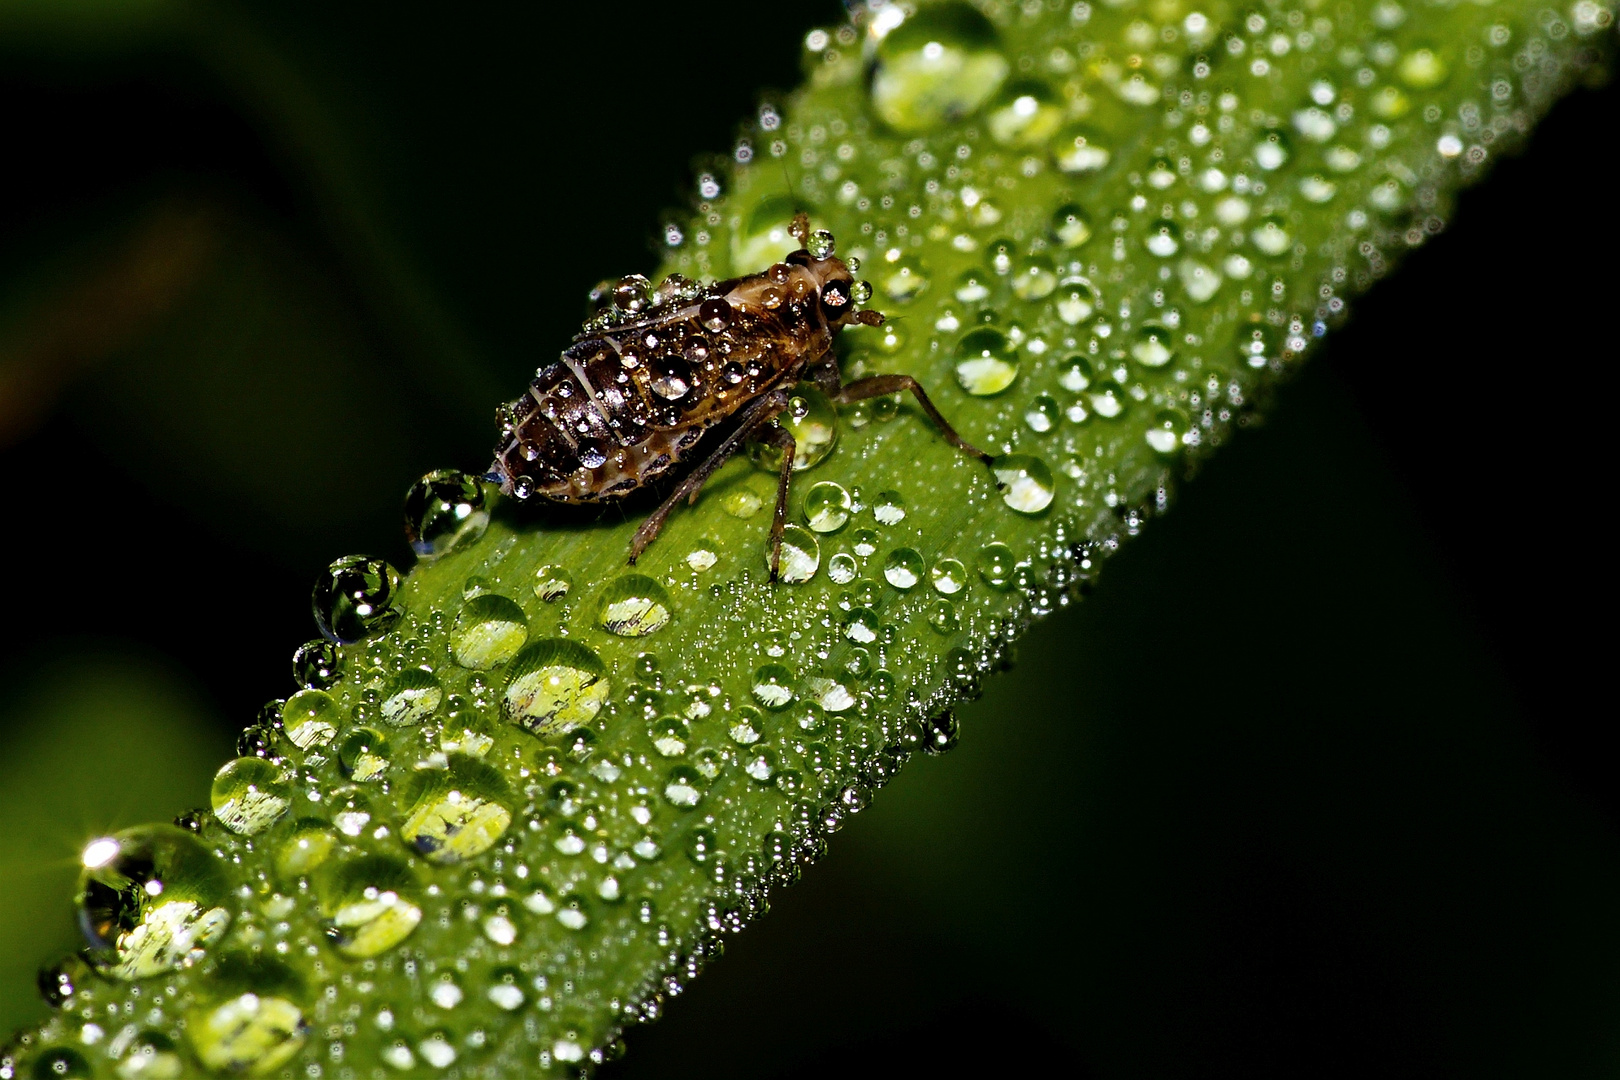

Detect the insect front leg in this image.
[749,423,797,583]
[627,389,790,566]
[833,374,995,464]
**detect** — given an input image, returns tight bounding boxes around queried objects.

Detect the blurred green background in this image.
[0,3,1614,1075]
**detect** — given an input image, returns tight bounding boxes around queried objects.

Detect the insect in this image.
[489,213,991,579]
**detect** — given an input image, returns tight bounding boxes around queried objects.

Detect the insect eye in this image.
[820,279,852,315]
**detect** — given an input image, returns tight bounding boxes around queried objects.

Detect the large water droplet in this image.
[883,548,925,590]
[1397,44,1449,88]
[28,1049,91,1080]
[1055,276,1100,325]
[319,855,423,958]
[776,525,821,584]
[751,665,795,710]
[931,558,967,595]
[505,640,611,737]
[339,728,391,782]
[452,594,529,668]
[751,386,839,472]
[77,825,232,979]
[403,469,489,560]
[872,491,906,526]
[312,555,401,644]
[400,755,512,864]
[1251,216,1293,256]
[112,1030,183,1079]
[291,639,342,690]
[803,481,852,533]
[1011,257,1058,300]
[598,575,673,637]
[380,668,444,726]
[210,758,291,836]
[955,327,1018,396]
[281,688,340,750]
[1253,128,1292,171]
[1130,324,1177,369]
[1147,408,1189,455]
[663,766,705,808]
[186,955,308,1077]
[993,456,1056,513]
[276,820,338,879]
[978,542,1016,589]
[868,2,1009,133]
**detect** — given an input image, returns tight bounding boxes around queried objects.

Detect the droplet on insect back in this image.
[399,755,513,864]
[403,468,489,559]
[868,1,1009,133]
[210,758,291,835]
[598,575,673,637]
[319,855,423,958]
[776,525,821,583]
[77,825,233,980]
[955,327,1018,395]
[453,593,529,668]
[312,555,401,643]
[186,955,308,1077]
[993,456,1056,514]
[504,639,611,737]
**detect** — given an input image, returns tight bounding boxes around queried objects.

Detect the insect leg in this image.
[627,390,790,565]
[749,423,797,582]
[833,375,995,464]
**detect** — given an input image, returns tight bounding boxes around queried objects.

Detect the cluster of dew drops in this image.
[9,0,1613,1076]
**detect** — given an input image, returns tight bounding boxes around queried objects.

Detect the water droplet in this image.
[1087,381,1127,419]
[403,469,489,560]
[1253,129,1292,171]
[1397,45,1449,89]
[805,229,836,259]
[77,825,232,979]
[534,565,573,602]
[339,728,391,781]
[504,639,611,737]
[187,955,307,1077]
[729,706,764,745]
[993,456,1056,514]
[827,552,858,584]
[29,1049,92,1080]
[930,558,967,595]
[650,716,691,758]
[320,855,423,958]
[751,665,795,710]
[871,491,906,527]
[1144,219,1180,257]
[803,482,852,533]
[743,747,779,783]
[291,639,342,690]
[922,711,961,754]
[1054,276,1100,325]
[598,575,673,637]
[776,525,821,584]
[955,327,1018,396]
[868,2,1009,133]
[986,80,1063,146]
[954,266,993,303]
[844,607,881,644]
[1059,356,1093,392]
[1251,216,1292,256]
[210,758,291,836]
[452,594,529,668]
[751,385,840,472]
[113,1030,183,1079]
[276,819,338,878]
[878,261,930,304]
[1053,123,1111,173]
[1178,258,1223,303]
[1147,408,1188,455]
[1011,257,1057,300]
[380,668,444,726]
[1238,324,1275,368]
[1130,324,1177,369]
[36,955,90,1010]
[312,555,401,644]
[663,767,704,808]
[1025,394,1061,433]
[928,599,961,634]
[1298,174,1337,203]
[1051,204,1093,248]
[883,548,925,589]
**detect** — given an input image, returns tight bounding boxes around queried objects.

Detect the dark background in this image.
[0,4,1614,1076]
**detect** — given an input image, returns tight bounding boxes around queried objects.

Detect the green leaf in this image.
[5,0,1614,1076]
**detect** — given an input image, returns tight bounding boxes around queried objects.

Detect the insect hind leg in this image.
[751,423,796,582]
[627,390,790,566]
[833,374,994,464]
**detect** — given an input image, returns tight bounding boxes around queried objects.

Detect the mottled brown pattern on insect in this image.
[490,214,991,579]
